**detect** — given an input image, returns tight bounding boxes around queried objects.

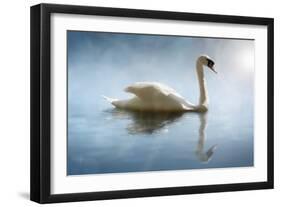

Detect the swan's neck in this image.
[196,61,208,110]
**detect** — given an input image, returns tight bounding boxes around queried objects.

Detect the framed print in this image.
[30,3,274,203]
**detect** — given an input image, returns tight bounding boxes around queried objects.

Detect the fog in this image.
[68,31,254,114]
[67,31,254,175]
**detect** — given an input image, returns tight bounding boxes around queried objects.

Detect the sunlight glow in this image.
[239,47,254,72]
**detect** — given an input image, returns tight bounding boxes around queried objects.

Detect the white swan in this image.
[103,55,216,112]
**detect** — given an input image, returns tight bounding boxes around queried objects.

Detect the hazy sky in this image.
[67,31,254,115]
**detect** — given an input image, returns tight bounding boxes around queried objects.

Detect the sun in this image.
[239,46,254,72]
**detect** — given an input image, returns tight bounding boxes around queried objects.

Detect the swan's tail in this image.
[102,95,118,103]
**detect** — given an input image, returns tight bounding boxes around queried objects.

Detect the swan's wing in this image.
[124,82,176,99]
[124,82,195,110]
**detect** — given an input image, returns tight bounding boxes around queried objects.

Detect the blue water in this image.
[67,31,254,175]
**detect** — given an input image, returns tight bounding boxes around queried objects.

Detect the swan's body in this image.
[104,82,196,111]
[103,55,216,112]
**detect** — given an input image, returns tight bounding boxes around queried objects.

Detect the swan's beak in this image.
[210,66,217,74]
[207,59,217,74]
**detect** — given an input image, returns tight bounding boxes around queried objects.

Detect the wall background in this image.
[0,0,279,206]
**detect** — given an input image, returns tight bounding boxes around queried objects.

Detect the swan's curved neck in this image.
[196,61,208,109]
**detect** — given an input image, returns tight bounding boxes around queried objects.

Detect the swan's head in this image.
[197,55,217,74]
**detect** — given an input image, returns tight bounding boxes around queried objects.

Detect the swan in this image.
[103,55,216,112]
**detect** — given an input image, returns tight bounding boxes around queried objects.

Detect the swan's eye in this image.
[207,59,214,68]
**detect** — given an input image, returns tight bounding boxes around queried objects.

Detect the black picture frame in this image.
[30,3,274,204]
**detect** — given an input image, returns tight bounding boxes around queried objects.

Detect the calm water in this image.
[67,31,254,175]
[67,105,253,175]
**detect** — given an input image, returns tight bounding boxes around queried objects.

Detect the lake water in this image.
[67,31,254,175]
[67,104,253,175]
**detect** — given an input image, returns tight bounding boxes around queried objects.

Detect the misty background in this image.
[67,31,254,175]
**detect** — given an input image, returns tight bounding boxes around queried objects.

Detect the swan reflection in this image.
[104,109,217,162]
[195,113,217,163]
[104,109,184,134]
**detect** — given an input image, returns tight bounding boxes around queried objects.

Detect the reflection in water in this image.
[104,109,184,134]
[104,109,217,162]
[195,113,217,163]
